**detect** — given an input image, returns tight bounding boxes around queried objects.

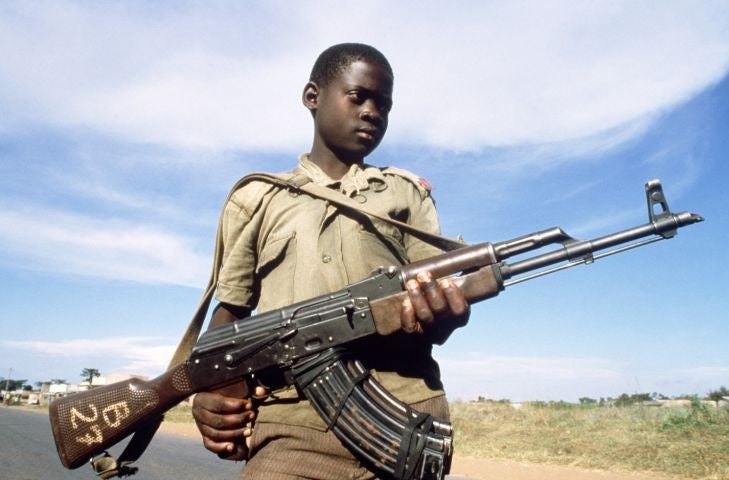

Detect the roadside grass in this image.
[163,403,195,423]
[450,400,729,479]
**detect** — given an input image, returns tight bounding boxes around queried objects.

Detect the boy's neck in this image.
[308,146,363,180]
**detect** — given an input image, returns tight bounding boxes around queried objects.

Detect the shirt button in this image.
[353,194,367,204]
[322,254,332,263]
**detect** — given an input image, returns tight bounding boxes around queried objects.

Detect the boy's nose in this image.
[360,106,383,124]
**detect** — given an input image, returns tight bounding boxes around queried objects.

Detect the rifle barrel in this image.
[503,211,703,279]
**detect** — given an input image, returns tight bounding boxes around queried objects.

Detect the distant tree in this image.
[631,393,652,403]
[614,392,652,407]
[707,386,729,402]
[1,379,28,391]
[579,397,597,405]
[80,368,101,385]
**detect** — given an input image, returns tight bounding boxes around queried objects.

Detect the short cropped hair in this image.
[310,43,393,87]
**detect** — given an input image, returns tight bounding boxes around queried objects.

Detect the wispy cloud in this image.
[46,168,218,229]
[438,353,621,381]
[436,351,729,401]
[1,2,727,153]
[567,208,642,239]
[0,205,210,287]
[391,2,729,150]
[2,337,175,376]
[436,352,623,401]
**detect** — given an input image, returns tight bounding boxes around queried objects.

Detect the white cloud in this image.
[73,52,311,150]
[0,1,727,152]
[2,337,174,377]
[0,205,210,287]
[389,2,729,151]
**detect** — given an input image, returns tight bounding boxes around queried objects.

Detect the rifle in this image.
[49,180,702,479]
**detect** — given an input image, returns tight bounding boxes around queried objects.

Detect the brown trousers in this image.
[240,396,450,480]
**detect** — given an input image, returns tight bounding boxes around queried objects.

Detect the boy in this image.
[192,43,470,479]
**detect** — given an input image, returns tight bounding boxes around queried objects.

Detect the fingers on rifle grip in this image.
[401,297,423,334]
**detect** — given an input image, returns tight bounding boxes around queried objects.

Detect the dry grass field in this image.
[449,400,729,480]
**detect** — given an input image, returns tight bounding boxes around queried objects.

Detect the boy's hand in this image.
[192,383,265,461]
[401,271,470,344]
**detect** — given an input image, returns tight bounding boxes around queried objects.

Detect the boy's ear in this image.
[302,81,320,112]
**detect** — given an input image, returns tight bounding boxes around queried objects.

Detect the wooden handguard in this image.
[49,362,194,469]
[370,265,504,336]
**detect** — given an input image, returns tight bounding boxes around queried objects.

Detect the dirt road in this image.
[449,457,672,480]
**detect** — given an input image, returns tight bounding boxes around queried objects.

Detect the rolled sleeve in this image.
[215,194,259,307]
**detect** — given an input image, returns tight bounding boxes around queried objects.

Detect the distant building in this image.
[649,399,718,408]
[43,374,149,402]
[78,373,149,388]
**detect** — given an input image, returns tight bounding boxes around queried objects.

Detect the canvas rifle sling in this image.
[259,172,468,252]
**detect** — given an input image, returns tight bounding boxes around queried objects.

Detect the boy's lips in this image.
[356,127,379,141]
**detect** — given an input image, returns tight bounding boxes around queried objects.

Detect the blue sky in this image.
[0,1,727,402]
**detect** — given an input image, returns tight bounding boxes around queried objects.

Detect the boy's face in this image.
[306,60,393,163]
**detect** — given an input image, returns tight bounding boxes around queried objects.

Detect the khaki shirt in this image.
[216,154,445,430]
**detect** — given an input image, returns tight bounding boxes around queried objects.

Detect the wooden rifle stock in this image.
[49,363,194,469]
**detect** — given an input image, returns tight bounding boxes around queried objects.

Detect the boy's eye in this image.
[348,91,365,103]
[347,90,392,113]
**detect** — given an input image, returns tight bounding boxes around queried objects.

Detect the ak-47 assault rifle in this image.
[49,180,702,480]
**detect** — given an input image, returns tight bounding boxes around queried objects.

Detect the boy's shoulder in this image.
[380,166,433,200]
[226,171,297,215]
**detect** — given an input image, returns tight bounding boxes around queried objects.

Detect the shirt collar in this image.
[297,154,386,196]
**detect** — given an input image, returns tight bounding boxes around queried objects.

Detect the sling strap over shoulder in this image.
[247,171,467,252]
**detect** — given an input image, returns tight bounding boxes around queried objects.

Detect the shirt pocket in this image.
[357,226,409,269]
[256,231,297,311]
